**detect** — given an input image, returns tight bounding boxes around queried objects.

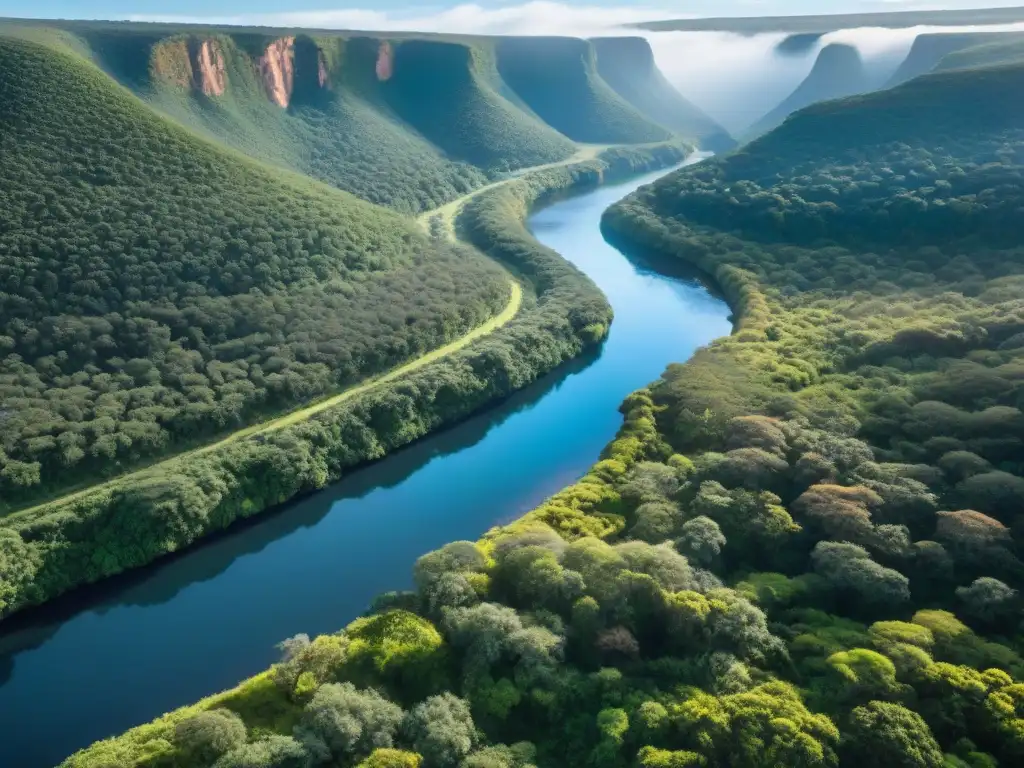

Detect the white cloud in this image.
[128,2,678,36]
[125,2,1024,135]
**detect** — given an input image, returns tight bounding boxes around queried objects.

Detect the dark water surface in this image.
[0,161,731,767]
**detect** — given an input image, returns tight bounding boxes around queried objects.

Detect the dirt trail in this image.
[417,144,609,238]
[10,147,617,520]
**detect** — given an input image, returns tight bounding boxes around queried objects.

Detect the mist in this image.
[646,22,1024,134]
[128,2,1024,137]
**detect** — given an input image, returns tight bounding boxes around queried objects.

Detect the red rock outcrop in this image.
[260,36,295,108]
[376,41,394,81]
[194,40,227,96]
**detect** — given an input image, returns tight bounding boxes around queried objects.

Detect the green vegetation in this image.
[937,35,1024,73]
[64,51,1024,768]
[0,142,689,621]
[0,16,706,620]
[376,39,576,173]
[496,37,671,145]
[17,8,1024,767]
[598,58,1024,765]
[0,34,510,511]
[591,37,734,152]
[746,43,870,139]
[885,32,1019,88]
[21,25,492,215]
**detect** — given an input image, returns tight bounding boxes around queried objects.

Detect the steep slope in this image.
[496,36,671,144]
[591,36,735,152]
[371,38,576,172]
[935,34,1024,72]
[750,62,1024,161]
[65,58,1024,768]
[66,28,488,214]
[0,33,510,507]
[745,43,871,139]
[884,32,1015,88]
[601,61,1024,765]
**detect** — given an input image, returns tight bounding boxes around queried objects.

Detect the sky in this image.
[3,0,1024,27]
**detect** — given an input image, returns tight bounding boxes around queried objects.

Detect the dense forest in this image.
[590,37,734,153]
[745,43,871,140]
[0,17,711,623]
[0,35,510,509]
[64,49,1024,768]
[0,143,688,623]
[495,37,671,145]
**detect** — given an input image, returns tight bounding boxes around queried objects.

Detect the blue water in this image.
[0,162,731,767]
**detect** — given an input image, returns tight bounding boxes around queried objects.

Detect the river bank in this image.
[1,157,730,767]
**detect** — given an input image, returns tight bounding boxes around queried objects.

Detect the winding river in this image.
[0,161,731,767]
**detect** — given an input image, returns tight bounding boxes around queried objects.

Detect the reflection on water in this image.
[0,162,731,767]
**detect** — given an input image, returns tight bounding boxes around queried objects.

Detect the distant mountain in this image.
[495,36,671,145]
[591,36,735,152]
[775,33,823,56]
[935,34,1024,73]
[744,43,871,140]
[637,6,1024,33]
[885,32,1017,88]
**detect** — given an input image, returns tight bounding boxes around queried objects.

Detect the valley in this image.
[0,7,1023,768]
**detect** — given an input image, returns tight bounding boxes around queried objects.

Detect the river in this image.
[0,160,731,767]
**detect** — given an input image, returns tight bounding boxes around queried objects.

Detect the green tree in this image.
[404,693,477,768]
[295,683,404,762]
[174,709,247,764]
[841,701,944,767]
[214,735,311,768]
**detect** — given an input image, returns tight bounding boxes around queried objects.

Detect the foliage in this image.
[591,36,734,152]
[57,29,1024,768]
[295,682,404,762]
[2,137,684,619]
[0,33,508,505]
[175,709,248,763]
[377,39,575,173]
[495,37,669,144]
[841,701,944,767]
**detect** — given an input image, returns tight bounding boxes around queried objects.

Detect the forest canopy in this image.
[67,56,1024,768]
[0,35,510,506]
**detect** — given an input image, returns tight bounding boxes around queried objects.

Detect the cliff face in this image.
[260,36,295,108]
[373,38,575,170]
[885,32,1010,88]
[591,36,734,152]
[150,37,226,96]
[495,36,669,144]
[376,41,393,81]
[193,39,227,96]
[935,34,1024,73]
[746,43,871,140]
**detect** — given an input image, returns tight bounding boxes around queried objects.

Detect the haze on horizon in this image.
[4,0,1024,27]
[8,1,1024,154]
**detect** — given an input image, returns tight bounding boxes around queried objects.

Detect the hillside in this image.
[745,43,871,139]
[13,7,1024,768]
[600,60,1024,765]
[0,23,692,207]
[884,31,1017,88]
[936,34,1024,72]
[56,27,487,214]
[591,36,735,152]
[0,33,511,509]
[59,29,1024,768]
[496,36,672,144]
[373,38,577,173]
